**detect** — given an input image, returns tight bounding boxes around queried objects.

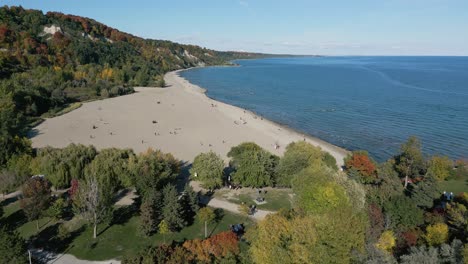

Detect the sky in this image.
[3,0,468,55]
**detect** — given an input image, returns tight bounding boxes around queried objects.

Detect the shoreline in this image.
[171,69,350,165]
[31,69,349,167]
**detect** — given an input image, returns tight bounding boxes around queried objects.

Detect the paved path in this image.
[205,197,271,221]
[31,249,120,264]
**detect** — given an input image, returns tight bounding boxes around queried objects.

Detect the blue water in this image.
[179,57,468,161]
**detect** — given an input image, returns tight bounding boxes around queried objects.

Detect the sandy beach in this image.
[31,70,349,166]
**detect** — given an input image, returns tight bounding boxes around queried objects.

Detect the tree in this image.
[344,151,378,183]
[424,223,449,246]
[375,230,396,253]
[183,231,239,262]
[20,176,51,231]
[275,141,324,187]
[228,142,279,187]
[158,220,170,244]
[202,231,239,260]
[162,184,185,231]
[73,175,112,239]
[46,197,66,220]
[366,160,404,206]
[408,175,439,209]
[36,144,97,188]
[248,208,365,264]
[139,194,160,236]
[86,148,135,201]
[133,148,179,198]
[190,151,224,190]
[198,207,215,238]
[0,170,17,196]
[383,195,424,231]
[367,203,385,241]
[394,136,426,188]
[292,164,349,215]
[446,202,467,239]
[427,156,453,181]
[179,184,199,225]
[400,245,440,264]
[0,227,28,264]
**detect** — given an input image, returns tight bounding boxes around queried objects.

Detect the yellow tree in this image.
[375,230,396,253]
[158,219,170,244]
[425,222,449,246]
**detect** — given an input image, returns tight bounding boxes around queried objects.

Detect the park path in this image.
[206,197,271,220]
[31,249,120,264]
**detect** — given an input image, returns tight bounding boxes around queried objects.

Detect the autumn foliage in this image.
[183,231,239,261]
[345,151,378,183]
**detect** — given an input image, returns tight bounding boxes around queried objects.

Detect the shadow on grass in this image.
[1,209,28,230]
[31,222,85,253]
[0,195,20,207]
[96,205,138,237]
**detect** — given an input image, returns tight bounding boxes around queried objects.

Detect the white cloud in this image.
[239,1,249,7]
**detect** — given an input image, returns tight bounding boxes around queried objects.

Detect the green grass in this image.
[219,188,293,211]
[68,208,253,260]
[438,179,468,195]
[1,201,254,261]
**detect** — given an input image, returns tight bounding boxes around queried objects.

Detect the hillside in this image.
[0,6,269,115]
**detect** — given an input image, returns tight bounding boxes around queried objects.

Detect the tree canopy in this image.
[190,151,224,190]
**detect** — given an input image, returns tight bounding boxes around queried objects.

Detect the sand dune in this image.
[31,70,349,166]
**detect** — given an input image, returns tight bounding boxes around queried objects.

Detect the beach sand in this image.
[31,70,349,166]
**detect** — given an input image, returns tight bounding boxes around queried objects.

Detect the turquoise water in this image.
[179,57,468,161]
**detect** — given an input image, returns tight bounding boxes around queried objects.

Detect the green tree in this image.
[198,207,215,238]
[0,227,28,264]
[179,184,199,225]
[394,136,426,189]
[190,151,224,190]
[292,164,349,215]
[87,148,135,200]
[275,141,325,187]
[408,175,439,209]
[133,148,179,198]
[162,184,185,231]
[138,190,163,236]
[228,142,279,187]
[383,195,424,231]
[20,176,51,231]
[46,197,66,220]
[366,160,404,206]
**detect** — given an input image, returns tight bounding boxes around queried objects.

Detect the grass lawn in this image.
[216,188,293,211]
[1,201,254,261]
[438,179,468,195]
[67,207,253,260]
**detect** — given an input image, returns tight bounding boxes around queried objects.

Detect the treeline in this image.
[190,141,338,189]
[203,137,466,263]
[0,5,270,170]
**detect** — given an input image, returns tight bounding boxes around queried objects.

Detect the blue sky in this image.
[4,0,468,55]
